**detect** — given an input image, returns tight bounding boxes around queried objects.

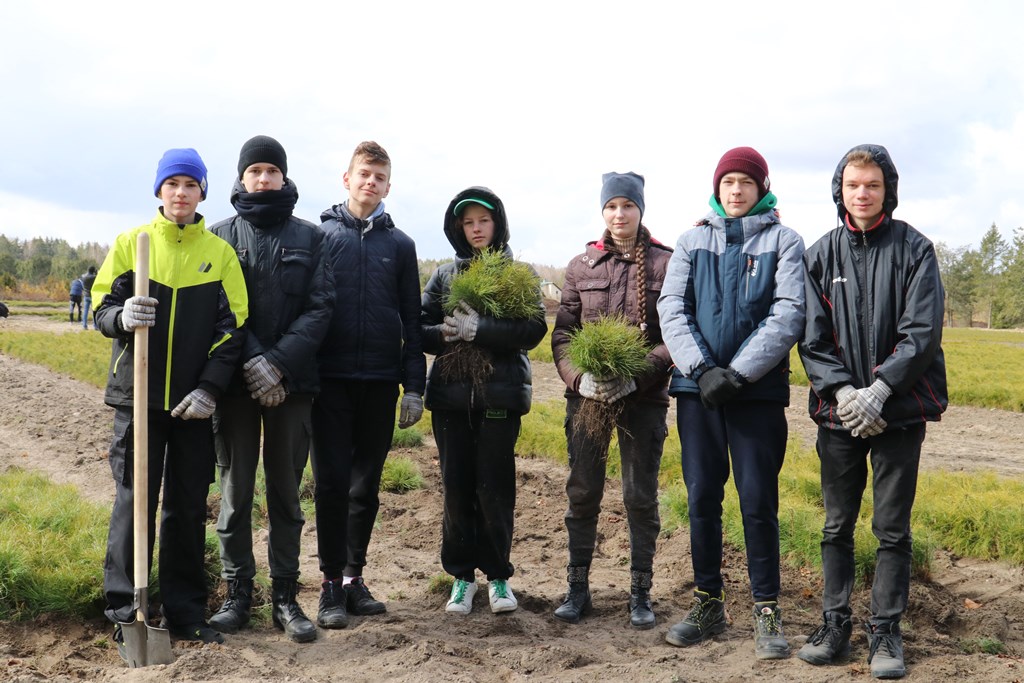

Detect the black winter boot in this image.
[628,569,655,630]
[797,611,853,665]
[553,565,592,624]
[272,579,317,643]
[209,578,254,634]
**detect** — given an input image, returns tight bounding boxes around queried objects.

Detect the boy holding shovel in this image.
[93,148,249,659]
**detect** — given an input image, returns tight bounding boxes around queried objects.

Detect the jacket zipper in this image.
[859,230,873,386]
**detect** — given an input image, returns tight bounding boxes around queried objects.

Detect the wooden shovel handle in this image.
[132,232,150,619]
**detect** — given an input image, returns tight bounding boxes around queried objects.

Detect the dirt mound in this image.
[2,316,1023,681]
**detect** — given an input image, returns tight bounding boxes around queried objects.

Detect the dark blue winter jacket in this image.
[318,202,426,394]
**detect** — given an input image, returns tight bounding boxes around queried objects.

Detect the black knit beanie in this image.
[237,135,288,179]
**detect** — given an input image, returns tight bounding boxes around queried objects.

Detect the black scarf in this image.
[230,178,298,229]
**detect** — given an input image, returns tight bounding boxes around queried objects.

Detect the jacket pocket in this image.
[279,248,312,296]
[578,278,610,320]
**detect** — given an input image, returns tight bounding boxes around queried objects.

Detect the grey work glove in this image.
[578,372,606,401]
[171,388,216,420]
[242,355,284,398]
[838,379,892,433]
[121,296,159,331]
[598,377,637,404]
[696,366,744,409]
[398,392,423,429]
[441,302,480,342]
[258,382,287,408]
[852,415,888,438]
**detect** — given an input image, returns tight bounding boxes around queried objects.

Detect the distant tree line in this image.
[0,234,567,299]
[0,235,107,295]
[936,223,1024,328]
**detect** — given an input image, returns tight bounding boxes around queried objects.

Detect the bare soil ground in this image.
[2,314,1024,682]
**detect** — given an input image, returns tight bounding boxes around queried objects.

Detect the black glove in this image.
[696,366,744,409]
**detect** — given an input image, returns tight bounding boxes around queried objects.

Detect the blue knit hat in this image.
[600,171,645,217]
[154,148,209,199]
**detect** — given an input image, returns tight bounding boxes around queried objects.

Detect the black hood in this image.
[831,143,899,224]
[443,186,510,259]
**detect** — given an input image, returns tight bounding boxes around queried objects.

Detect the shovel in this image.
[119,231,174,667]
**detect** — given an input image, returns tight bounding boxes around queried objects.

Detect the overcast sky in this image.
[1,1,1022,266]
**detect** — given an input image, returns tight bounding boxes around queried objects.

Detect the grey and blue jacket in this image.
[657,209,805,404]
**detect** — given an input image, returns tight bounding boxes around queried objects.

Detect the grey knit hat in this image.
[600,171,645,216]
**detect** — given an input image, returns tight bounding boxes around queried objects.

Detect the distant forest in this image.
[0,234,566,301]
[3,226,1021,329]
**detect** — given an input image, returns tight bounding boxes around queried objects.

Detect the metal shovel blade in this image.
[120,614,173,668]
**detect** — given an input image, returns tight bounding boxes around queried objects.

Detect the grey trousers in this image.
[563,396,668,571]
[213,393,312,581]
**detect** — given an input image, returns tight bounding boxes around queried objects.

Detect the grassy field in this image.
[2,324,1023,618]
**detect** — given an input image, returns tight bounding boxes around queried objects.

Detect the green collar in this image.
[709,191,777,218]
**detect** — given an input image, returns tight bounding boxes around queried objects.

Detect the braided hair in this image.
[602,225,651,333]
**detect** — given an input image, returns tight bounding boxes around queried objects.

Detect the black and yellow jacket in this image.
[93,212,249,410]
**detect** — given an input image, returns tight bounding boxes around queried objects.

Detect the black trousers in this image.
[103,407,215,626]
[563,396,668,571]
[817,423,926,622]
[433,408,520,581]
[310,378,399,578]
[677,396,787,602]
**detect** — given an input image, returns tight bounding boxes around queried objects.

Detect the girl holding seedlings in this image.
[420,187,547,615]
[551,172,674,629]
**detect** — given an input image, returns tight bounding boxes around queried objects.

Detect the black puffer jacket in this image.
[420,187,547,414]
[318,201,426,393]
[800,144,948,429]
[210,179,335,395]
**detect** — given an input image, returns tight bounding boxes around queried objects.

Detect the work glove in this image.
[398,392,424,429]
[696,366,744,409]
[838,379,892,433]
[597,377,637,404]
[578,372,606,401]
[258,382,288,408]
[441,302,481,342]
[852,415,887,438]
[171,388,216,420]
[121,296,159,331]
[242,355,284,398]
[834,385,857,411]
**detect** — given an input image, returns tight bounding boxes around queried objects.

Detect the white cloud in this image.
[1,0,1023,266]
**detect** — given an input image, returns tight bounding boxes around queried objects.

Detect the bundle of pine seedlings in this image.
[441,248,543,390]
[565,314,652,439]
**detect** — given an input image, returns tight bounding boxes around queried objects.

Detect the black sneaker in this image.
[867,621,906,679]
[797,612,852,665]
[344,576,386,616]
[160,619,225,644]
[753,601,790,659]
[665,589,728,647]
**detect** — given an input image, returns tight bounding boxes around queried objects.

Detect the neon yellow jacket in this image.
[93,212,249,410]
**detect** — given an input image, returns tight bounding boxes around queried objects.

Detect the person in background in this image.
[797,144,947,680]
[551,171,673,629]
[69,276,84,323]
[207,135,334,643]
[93,147,248,654]
[420,187,547,615]
[657,146,805,660]
[312,141,426,628]
[81,266,97,329]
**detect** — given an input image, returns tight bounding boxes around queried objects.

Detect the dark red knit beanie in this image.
[713,146,770,198]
